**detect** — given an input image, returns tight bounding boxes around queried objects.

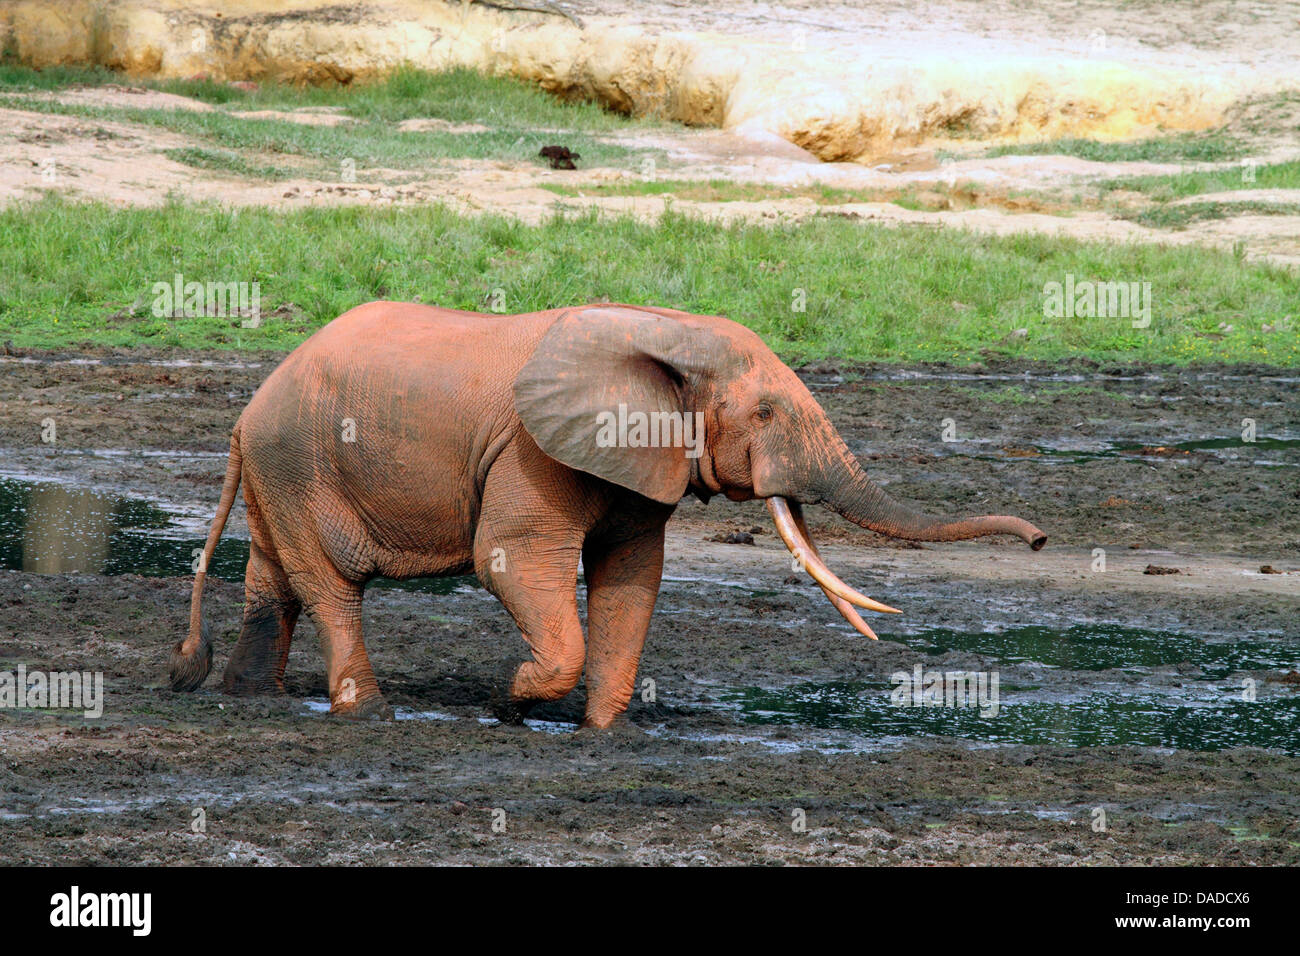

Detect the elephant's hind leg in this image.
[301,574,392,720]
[222,540,300,695]
[240,481,390,719]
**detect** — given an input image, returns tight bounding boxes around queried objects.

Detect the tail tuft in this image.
[169,620,213,692]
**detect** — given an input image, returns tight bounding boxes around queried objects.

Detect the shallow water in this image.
[916,623,1294,676]
[721,622,1299,754]
[938,436,1300,469]
[0,476,474,594]
[722,678,1300,754]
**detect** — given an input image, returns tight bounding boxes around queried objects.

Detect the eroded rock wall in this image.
[0,0,1278,162]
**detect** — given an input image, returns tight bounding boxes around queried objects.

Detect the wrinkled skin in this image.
[170,302,1046,728]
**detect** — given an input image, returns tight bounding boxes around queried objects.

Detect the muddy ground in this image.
[0,346,1296,864]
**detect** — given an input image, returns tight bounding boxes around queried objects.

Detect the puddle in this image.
[916,624,1295,676]
[303,699,460,722]
[0,477,477,594]
[303,699,577,734]
[721,621,1299,754]
[723,681,1300,754]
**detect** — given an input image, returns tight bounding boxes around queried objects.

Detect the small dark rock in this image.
[708,532,754,545]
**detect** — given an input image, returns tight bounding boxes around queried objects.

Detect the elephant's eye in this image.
[753,403,773,423]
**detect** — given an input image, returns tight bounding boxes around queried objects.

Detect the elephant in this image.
[169,301,1046,728]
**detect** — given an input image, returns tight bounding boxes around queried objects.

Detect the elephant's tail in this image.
[169,427,243,692]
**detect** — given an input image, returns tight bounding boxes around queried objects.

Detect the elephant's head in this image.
[514,305,1046,637]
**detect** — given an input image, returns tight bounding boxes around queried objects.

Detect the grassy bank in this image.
[0,65,658,174]
[0,197,1295,364]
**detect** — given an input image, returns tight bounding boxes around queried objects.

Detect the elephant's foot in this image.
[489,690,535,726]
[222,601,297,696]
[221,666,286,697]
[488,661,536,725]
[577,713,643,736]
[330,693,394,721]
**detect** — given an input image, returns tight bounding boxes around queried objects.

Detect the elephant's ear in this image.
[514,307,702,505]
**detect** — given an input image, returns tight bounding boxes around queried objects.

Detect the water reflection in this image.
[0,477,471,594]
[19,484,112,574]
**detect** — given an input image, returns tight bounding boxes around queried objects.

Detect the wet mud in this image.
[0,347,1297,864]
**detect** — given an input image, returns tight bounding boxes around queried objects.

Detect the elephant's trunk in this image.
[813,442,1047,550]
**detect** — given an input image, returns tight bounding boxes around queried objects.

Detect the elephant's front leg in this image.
[581,526,667,729]
[475,527,586,724]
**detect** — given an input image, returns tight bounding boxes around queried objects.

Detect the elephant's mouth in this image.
[766,496,899,640]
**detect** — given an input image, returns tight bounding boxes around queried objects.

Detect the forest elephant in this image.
[169,302,1046,728]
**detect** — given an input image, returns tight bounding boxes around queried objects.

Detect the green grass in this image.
[0,93,644,175]
[1100,160,1300,201]
[1,196,1295,365]
[0,63,124,92]
[976,132,1247,164]
[0,63,646,131]
[542,177,1064,216]
[1120,199,1300,230]
[162,147,298,180]
[0,65,659,175]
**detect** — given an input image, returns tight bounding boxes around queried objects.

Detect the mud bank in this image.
[4,0,1295,162]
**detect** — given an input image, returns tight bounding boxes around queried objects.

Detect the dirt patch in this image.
[39,83,216,112]
[234,108,353,126]
[396,117,489,133]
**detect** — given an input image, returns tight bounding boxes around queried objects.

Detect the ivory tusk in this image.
[767,497,901,615]
[789,502,879,640]
[823,588,880,639]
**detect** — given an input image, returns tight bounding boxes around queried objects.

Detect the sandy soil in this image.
[0,346,1296,865]
[8,0,1300,147]
[3,85,1299,266]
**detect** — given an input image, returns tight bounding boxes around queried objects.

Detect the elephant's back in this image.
[231,302,555,558]
[248,301,549,416]
[292,300,548,374]
[238,302,548,480]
